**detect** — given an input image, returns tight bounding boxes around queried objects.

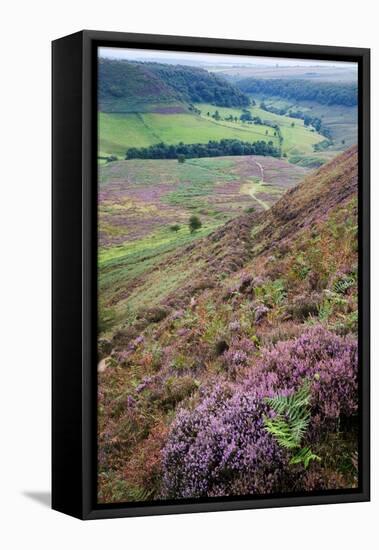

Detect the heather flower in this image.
[245,325,358,423]
[162,326,358,498]
[254,304,269,324]
[126,395,136,408]
[136,376,153,394]
[161,384,291,498]
[171,309,184,321]
[223,337,256,375]
[177,327,191,337]
[228,320,241,332]
[127,334,144,351]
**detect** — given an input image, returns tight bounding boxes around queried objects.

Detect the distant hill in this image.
[98,58,250,113]
[218,64,358,82]
[143,62,250,107]
[236,78,358,106]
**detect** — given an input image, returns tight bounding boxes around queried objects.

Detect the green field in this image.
[99,111,279,158]
[196,103,323,159]
[245,96,358,153]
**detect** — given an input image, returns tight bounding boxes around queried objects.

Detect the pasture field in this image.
[299,101,358,150]
[99,111,278,158]
[99,113,159,157]
[99,106,324,162]
[197,102,323,159]
[246,96,358,152]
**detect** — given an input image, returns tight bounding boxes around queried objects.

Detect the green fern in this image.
[290,447,321,468]
[333,275,356,295]
[127,484,155,502]
[264,381,320,469]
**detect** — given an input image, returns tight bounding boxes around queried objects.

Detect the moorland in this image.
[97,56,358,503]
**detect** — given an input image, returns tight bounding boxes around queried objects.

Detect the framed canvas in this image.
[52,30,370,520]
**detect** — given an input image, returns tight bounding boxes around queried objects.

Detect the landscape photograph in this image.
[97,47,359,504]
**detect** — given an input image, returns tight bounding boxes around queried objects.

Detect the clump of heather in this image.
[228,320,241,332]
[161,384,293,498]
[254,304,269,324]
[162,326,358,498]
[222,337,256,376]
[136,376,153,394]
[245,325,358,424]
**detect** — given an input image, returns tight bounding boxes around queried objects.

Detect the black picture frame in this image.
[52,30,370,520]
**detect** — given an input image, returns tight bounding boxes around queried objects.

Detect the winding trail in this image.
[241,157,270,210]
[254,160,264,181]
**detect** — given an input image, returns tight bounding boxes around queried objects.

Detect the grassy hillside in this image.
[99,59,185,113]
[99,111,279,158]
[143,62,250,107]
[247,96,358,154]
[197,102,323,159]
[98,147,358,503]
[99,105,325,161]
[98,59,327,164]
[99,58,249,113]
[98,155,307,329]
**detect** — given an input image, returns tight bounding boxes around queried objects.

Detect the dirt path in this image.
[246,184,270,210]
[254,160,264,181]
[240,157,270,210]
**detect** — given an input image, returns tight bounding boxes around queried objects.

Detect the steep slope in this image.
[98,58,250,113]
[98,59,186,113]
[144,62,250,107]
[98,147,358,503]
[104,146,357,346]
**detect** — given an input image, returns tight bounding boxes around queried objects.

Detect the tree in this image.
[177,154,186,163]
[291,122,295,127]
[106,154,118,163]
[240,110,253,122]
[170,224,181,232]
[189,215,202,233]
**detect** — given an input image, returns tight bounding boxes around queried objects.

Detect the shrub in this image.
[162,326,357,498]
[287,293,321,321]
[189,215,202,233]
[222,337,256,376]
[245,326,358,424]
[162,384,291,498]
[255,279,287,308]
[170,224,181,232]
[106,154,118,163]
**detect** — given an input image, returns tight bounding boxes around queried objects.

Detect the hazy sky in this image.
[99,46,356,69]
